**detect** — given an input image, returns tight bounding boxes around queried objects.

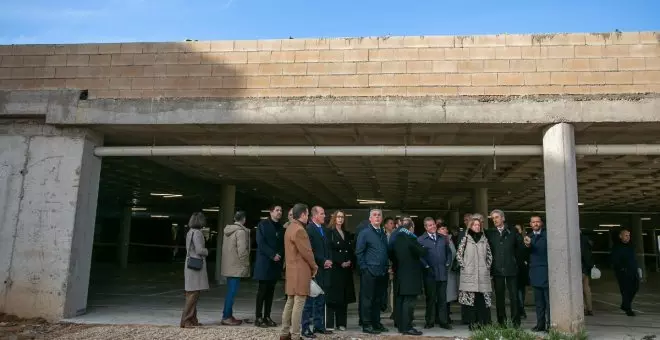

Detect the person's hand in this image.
[274,254,281,262]
[345,260,351,267]
[324,260,333,269]
[524,236,531,247]
[388,267,394,274]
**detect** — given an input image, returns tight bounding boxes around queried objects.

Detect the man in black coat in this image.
[487,209,523,326]
[391,221,427,336]
[302,206,333,337]
[418,217,452,330]
[611,228,640,317]
[253,205,285,327]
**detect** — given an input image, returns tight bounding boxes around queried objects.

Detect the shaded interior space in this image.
[82,122,660,337]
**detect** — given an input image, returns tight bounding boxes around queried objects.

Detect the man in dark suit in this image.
[253,205,285,328]
[418,217,452,330]
[611,228,640,317]
[301,206,333,337]
[524,215,550,332]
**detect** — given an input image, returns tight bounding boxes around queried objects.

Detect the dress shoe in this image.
[438,323,453,330]
[374,324,389,332]
[221,317,243,326]
[314,329,333,334]
[279,335,291,340]
[254,318,268,328]
[403,328,423,336]
[264,317,277,327]
[626,310,636,317]
[337,326,346,331]
[423,323,434,329]
[585,310,594,316]
[532,325,547,332]
[362,327,381,334]
[301,329,317,338]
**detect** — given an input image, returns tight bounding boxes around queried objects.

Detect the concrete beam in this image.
[41,93,660,125]
[0,90,80,119]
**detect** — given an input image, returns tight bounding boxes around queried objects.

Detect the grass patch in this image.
[470,323,589,340]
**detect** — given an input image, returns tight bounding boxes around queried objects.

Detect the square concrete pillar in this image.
[542,122,584,333]
[215,184,236,284]
[0,126,102,320]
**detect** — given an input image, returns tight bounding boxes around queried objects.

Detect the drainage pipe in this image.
[94,144,660,157]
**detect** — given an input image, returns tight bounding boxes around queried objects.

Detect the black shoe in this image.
[362,327,381,334]
[438,323,453,330]
[255,318,268,328]
[403,328,423,336]
[532,325,547,332]
[423,323,434,329]
[521,312,527,319]
[264,317,277,327]
[374,324,389,333]
[301,329,316,338]
[585,310,594,316]
[314,329,333,334]
[626,310,636,317]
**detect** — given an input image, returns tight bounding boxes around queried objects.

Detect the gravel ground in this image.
[1,314,460,340]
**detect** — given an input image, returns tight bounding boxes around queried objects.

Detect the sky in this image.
[0,0,658,44]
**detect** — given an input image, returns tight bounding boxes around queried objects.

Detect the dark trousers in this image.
[616,273,639,312]
[302,294,326,331]
[518,285,527,316]
[465,293,491,328]
[255,279,277,318]
[423,278,448,326]
[326,303,347,328]
[494,275,520,325]
[360,271,387,328]
[533,286,550,329]
[396,295,417,333]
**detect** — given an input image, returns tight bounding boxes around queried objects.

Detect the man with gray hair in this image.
[486,209,524,326]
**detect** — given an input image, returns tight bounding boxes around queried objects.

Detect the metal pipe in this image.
[94,144,660,157]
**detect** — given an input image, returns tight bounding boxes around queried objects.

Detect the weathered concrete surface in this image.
[0,90,80,119]
[0,123,102,321]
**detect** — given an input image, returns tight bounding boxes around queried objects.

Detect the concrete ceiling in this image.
[95,123,660,212]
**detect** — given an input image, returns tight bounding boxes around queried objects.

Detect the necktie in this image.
[431,235,436,241]
[318,226,324,237]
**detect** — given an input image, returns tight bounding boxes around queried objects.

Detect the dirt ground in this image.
[0,314,460,340]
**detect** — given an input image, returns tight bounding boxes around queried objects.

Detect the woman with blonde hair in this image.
[325,210,356,331]
[180,212,210,328]
[456,217,492,330]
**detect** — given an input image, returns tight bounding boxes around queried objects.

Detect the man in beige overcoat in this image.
[280,203,318,340]
[220,211,251,326]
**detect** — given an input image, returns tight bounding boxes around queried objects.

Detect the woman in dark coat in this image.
[515,224,530,319]
[326,210,356,331]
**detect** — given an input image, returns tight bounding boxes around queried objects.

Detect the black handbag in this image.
[186,230,204,271]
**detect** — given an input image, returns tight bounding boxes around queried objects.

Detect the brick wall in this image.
[0,32,659,99]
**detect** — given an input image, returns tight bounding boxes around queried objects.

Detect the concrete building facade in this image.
[1,31,660,333]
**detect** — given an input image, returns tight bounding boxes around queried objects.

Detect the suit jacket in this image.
[253,218,284,281]
[393,229,427,295]
[527,228,549,288]
[356,225,389,277]
[418,233,452,281]
[307,222,332,289]
[486,225,524,277]
[284,220,317,296]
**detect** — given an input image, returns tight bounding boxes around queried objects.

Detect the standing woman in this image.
[326,210,356,331]
[180,212,210,328]
[456,217,493,330]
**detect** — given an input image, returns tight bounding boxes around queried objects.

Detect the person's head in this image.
[463,213,472,227]
[619,229,631,244]
[472,213,485,225]
[515,224,523,234]
[369,208,383,227]
[329,210,346,229]
[287,208,294,222]
[438,223,449,236]
[530,215,543,232]
[395,217,402,227]
[468,218,482,233]
[292,203,309,225]
[311,206,326,225]
[269,205,283,222]
[234,210,246,225]
[490,209,505,227]
[424,217,437,234]
[403,221,415,233]
[435,217,444,227]
[383,217,395,233]
[188,212,206,229]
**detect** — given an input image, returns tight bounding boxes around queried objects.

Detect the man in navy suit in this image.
[301,206,333,337]
[524,215,549,332]
[253,205,284,328]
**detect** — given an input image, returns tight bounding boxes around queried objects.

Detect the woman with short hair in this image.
[180,212,210,328]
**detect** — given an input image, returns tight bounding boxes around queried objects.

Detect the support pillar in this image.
[0,126,102,320]
[542,123,584,333]
[631,214,646,281]
[117,207,131,269]
[215,184,236,284]
[449,210,460,230]
[471,188,488,227]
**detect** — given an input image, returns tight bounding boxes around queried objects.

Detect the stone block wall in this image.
[0,32,659,98]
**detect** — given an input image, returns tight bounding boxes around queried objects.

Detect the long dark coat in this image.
[326,228,356,306]
[485,225,524,277]
[253,218,284,281]
[527,228,549,288]
[306,222,332,290]
[392,230,427,296]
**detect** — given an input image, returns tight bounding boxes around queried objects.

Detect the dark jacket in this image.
[356,225,389,277]
[392,229,427,295]
[417,233,452,281]
[580,233,594,276]
[486,225,524,277]
[327,228,356,306]
[517,230,530,287]
[527,228,549,288]
[253,218,284,281]
[611,240,638,279]
[306,222,332,289]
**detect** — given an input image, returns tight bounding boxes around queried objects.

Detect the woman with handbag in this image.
[180,212,210,328]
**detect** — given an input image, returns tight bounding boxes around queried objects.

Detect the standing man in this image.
[524,215,549,332]
[383,217,396,314]
[356,208,389,335]
[302,206,333,337]
[487,209,522,326]
[280,203,318,340]
[611,228,640,317]
[254,205,285,328]
[580,231,594,316]
[392,220,427,336]
[418,217,452,330]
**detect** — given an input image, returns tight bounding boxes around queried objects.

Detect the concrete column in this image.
[0,126,102,320]
[449,210,460,230]
[117,207,132,269]
[631,214,646,280]
[215,184,236,284]
[472,188,488,227]
[542,122,584,333]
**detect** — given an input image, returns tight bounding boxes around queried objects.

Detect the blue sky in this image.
[0,0,658,44]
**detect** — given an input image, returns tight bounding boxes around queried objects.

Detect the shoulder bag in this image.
[186,230,204,271]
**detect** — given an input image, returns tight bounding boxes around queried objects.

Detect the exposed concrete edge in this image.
[66,94,660,125]
[0,119,103,145]
[0,90,81,120]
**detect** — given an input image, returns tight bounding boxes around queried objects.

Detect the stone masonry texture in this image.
[0,32,659,99]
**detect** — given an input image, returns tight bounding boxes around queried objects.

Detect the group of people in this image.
[178,204,643,339]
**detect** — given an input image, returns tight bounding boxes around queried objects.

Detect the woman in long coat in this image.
[180,212,210,328]
[446,232,459,308]
[325,210,356,331]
